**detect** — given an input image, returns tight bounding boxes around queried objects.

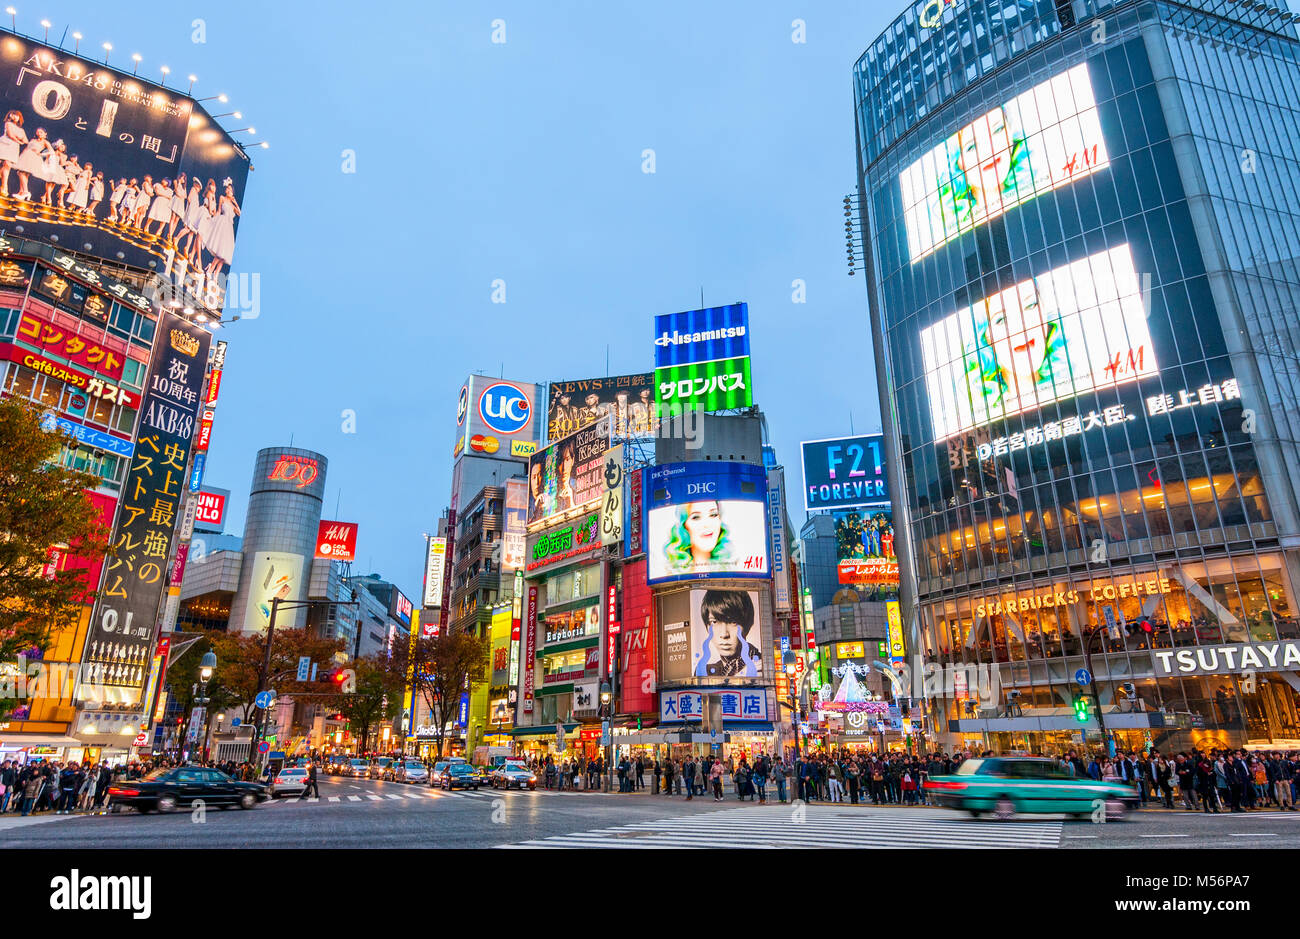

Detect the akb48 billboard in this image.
[0,31,252,281]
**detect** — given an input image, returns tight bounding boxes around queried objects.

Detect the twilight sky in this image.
[47,0,897,596]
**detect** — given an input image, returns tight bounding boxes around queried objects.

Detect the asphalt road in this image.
[1,774,1297,848]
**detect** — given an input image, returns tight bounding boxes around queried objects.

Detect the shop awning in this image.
[0,735,83,749]
[723,722,774,733]
[508,723,579,738]
[535,637,599,658]
[535,683,573,697]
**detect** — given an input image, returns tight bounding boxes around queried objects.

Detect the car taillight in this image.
[109,787,140,797]
[923,780,967,791]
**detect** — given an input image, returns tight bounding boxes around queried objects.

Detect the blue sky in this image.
[48,0,897,596]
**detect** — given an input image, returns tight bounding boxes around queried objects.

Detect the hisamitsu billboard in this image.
[801,435,889,512]
[654,303,750,368]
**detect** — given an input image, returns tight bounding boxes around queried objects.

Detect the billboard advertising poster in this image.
[900,62,1109,263]
[526,421,609,526]
[801,435,889,512]
[502,480,527,572]
[0,33,252,281]
[834,508,899,586]
[600,444,624,549]
[655,355,752,412]
[886,600,905,667]
[619,560,656,713]
[654,302,750,369]
[646,462,768,584]
[661,614,692,685]
[241,553,305,634]
[422,536,446,609]
[81,311,209,707]
[315,520,358,562]
[455,375,542,456]
[920,243,1155,439]
[548,373,657,441]
[689,588,764,681]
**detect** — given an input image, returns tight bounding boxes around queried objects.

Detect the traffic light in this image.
[636,715,642,730]
[1140,619,1153,635]
[1073,694,1090,723]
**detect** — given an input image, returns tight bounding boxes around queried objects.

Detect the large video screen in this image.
[919,243,1156,439]
[526,422,609,526]
[547,373,656,441]
[900,62,1109,263]
[834,508,898,586]
[0,32,252,281]
[646,462,768,584]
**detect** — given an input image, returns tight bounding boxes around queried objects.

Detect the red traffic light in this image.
[1140,619,1153,634]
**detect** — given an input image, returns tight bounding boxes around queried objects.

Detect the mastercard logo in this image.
[470,434,500,454]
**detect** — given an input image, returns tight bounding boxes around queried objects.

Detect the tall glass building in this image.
[855,0,1300,752]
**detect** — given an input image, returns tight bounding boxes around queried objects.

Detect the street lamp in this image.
[599,680,612,791]
[782,651,803,762]
[494,702,507,744]
[199,650,216,685]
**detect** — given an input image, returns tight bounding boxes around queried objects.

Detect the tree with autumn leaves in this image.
[0,398,111,720]
[385,630,490,760]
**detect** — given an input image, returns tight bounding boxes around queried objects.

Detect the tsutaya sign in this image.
[1151,641,1300,678]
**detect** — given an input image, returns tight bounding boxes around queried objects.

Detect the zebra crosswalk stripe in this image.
[367,794,383,801]
[347,795,362,802]
[499,806,1064,849]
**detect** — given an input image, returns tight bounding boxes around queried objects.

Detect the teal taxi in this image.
[924,757,1139,820]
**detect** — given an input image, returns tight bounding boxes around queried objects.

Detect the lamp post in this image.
[494,702,507,747]
[194,650,216,762]
[782,652,803,762]
[1080,624,1115,757]
[599,680,612,792]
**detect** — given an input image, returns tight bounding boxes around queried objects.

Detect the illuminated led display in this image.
[919,243,1156,439]
[900,63,1109,263]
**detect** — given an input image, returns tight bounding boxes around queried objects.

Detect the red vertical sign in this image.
[523,585,537,713]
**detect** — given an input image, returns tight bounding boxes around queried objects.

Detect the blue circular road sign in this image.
[1075,668,1092,686]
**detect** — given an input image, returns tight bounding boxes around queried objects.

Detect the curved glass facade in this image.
[857,0,1300,751]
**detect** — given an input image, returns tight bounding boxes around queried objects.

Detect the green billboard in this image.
[654,355,753,411]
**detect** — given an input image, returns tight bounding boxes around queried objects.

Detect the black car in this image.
[441,763,480,790]
[108,766,270,813]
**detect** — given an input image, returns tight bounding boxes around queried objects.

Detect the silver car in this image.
[270,767,309,799]
[395,761,429,784]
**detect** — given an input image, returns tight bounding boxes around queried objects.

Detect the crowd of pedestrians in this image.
[0,756,276,817]
[515,745,1299,810]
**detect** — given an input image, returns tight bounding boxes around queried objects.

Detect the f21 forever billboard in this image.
[646,462,768,585]
[0,32,251,277]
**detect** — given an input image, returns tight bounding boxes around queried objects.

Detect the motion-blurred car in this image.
[108,767,269,813]
[490,763,537,790]
[326,755,348,775]
[429,758,466,787]
[441,763,480,790]
[924,757,1138,820]
[394,761,428,784]
[369,757,394,780]
[270,767,310,799]
[341,758,369,778]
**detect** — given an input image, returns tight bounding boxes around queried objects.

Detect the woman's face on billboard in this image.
[984,286,1048,396]
[684,501,721,559]
[956,108,1014,217]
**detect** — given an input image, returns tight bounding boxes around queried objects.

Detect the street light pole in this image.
[1081,624,1113,757]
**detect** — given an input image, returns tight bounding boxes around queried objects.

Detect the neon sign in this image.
[267,455,319,489]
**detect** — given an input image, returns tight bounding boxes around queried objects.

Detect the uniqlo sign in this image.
[195,490,225,526]
[315,520,358,561]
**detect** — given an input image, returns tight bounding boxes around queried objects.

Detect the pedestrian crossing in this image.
[266,787,509,809]
[499,805,1065,849]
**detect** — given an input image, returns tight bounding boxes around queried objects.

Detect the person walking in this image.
[710,757,724,801]
[663,757,675,797]
[652,757,661,795]
[693,757,705,800]
[19,770,45,816]
[753,755,769,804]
[636,756,646,791]
[772,757,788,803]
[826,759,843,803]
[303,760,320,799]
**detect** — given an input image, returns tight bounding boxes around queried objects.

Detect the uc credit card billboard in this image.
[801,435,889,511]
[646,461,768,584]
[454,374,542,457]
[654,303,753,411]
